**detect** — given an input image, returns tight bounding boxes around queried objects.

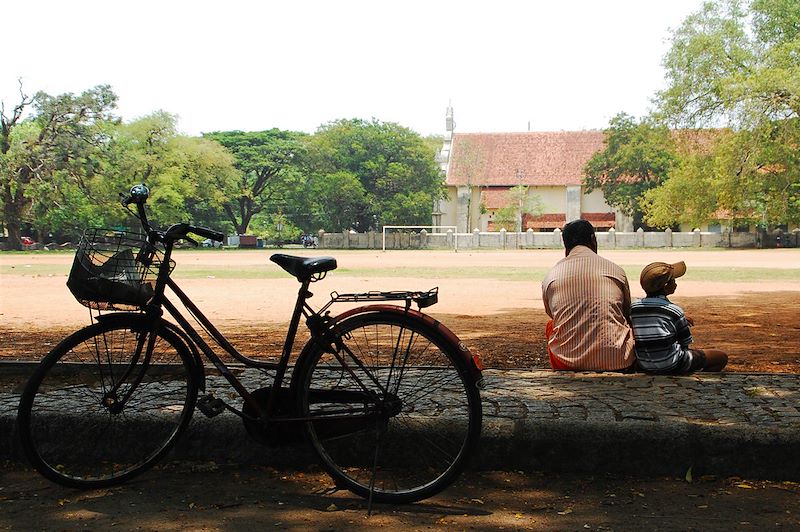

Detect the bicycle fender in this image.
[94,313,206,391]
[333,305,485,387]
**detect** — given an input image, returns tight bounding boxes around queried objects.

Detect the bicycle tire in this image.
[16,317,198,489]
[294,311,481,504]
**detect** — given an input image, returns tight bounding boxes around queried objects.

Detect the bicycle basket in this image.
[67,229,174,310]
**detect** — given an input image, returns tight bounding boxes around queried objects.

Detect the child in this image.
[630,261,728,374]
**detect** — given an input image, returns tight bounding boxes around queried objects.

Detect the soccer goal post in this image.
[381,225,458,252]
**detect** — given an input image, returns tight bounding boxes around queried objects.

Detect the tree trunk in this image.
[2,196,23,251]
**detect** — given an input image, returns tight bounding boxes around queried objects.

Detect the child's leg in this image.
[701,349,728,371]
[691,348,728,372]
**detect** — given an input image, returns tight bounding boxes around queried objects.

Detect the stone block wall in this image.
[315,228,799,250]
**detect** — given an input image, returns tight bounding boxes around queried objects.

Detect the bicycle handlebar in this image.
[165,223,225,243]
[122,184,225,244]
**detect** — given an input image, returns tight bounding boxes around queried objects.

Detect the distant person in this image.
[542,220,636,371]
[631,261,728,374]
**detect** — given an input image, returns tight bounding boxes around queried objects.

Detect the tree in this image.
[109,112,238,232]
[305,171,367,232]
[305,118,444,231]
[583,113,676,228]
[450,138,487,232]
[1,84,118,249]
[492,185,544,231]
[203,130,307,235]
[651,0,800,228]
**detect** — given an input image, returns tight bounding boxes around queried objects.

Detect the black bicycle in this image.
[16,184,484,504]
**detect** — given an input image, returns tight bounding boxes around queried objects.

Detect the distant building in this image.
[434,105,627,233]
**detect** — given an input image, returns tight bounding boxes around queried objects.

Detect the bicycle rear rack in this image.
[329,287,439,310]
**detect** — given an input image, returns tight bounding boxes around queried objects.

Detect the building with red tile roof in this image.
[434,106,627,232]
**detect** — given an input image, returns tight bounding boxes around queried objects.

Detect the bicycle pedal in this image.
[197,394,226,418]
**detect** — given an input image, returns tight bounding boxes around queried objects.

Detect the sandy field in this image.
[2,248,799,372]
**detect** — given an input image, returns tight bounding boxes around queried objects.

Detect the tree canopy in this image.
[1,84,118,249]
[203,129,307,235]
[648,0,800,228]
[583,113,676,228]
[588,0,800,230]
[1,85,446,246]
[303,118,443,231]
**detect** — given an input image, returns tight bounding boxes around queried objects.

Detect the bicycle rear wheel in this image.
[294,311,481,504]
[16,317,197,488]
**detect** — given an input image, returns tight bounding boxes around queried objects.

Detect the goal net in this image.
[381,226,458,252]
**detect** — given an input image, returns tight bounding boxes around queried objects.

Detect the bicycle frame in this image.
[113,196,481,426]
[158,280,316,419]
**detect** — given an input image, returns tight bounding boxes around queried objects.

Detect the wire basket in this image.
[67,229,174,311]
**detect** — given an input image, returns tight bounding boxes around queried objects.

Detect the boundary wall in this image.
[317,227,800,250]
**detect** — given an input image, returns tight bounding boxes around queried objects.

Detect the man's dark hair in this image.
[562,219,596,252]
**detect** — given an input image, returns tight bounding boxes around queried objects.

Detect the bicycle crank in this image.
[242,387,304,446]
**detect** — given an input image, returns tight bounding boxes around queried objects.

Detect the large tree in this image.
[203,129,307,235]
[583,113,676,228]
[651,0,800,227]
[305,118,443,231]
[108,112,237,232]
[1,84,118,249]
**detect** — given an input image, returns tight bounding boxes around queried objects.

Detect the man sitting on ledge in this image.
[542,219,636,371]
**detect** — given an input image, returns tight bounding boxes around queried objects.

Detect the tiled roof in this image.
[446,131,605,187]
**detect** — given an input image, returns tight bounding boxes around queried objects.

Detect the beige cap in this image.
[640,261,687,294]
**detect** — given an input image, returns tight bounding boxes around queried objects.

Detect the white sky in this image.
[2,0,705,137]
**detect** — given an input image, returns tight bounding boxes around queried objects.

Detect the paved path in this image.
[2,366,798,479]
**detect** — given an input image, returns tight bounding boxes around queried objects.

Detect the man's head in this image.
[640,261,687,296]
[562,219,597,255]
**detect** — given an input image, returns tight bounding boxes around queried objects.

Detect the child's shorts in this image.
[676,348,706,374]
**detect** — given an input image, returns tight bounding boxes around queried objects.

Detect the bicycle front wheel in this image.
[294,311,482,504]
[16,317,198,488]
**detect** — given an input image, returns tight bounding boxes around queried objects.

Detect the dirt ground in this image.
[1,460,798,531]
[1,249,799,372]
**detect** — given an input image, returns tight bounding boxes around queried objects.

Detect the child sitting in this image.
[630,261,728,374]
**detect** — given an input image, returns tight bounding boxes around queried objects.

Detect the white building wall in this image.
[581,188,612,212]
[532,187,566,213]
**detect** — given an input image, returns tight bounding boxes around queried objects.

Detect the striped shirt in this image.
[542,246,635,371]
[630,295,693,373]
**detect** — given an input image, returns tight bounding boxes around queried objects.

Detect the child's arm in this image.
[675,310,693,347]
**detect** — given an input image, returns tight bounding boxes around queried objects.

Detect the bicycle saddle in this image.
[270,254,337,281]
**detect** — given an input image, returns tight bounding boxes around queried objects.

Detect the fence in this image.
[316,227,800,250]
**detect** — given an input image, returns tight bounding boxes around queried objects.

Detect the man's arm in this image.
[542,279,554,319]
[622,280,632,324]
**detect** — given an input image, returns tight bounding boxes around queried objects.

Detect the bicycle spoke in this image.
[17,319,197,488]
[298,312,480,504]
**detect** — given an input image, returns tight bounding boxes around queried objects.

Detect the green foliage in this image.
[2,84,449,241]
[1,84,119,248]
[305,118,444,230]
[583,113,676,223]
[645,0,800,228]
[249,212,302,245]
[103,112,237,233]
[301,170,368,232]
[203,129,307,234]
[641,152,721,228]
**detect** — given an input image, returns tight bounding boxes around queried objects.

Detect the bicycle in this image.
[16,184,484,505]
